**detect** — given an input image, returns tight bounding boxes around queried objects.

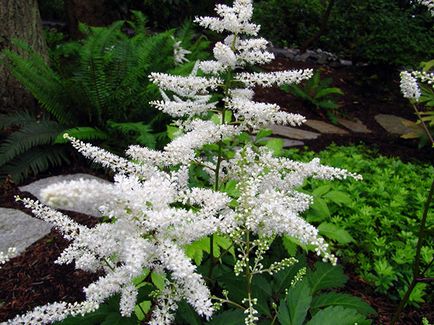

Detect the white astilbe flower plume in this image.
[227,146,362,264]
[9,1,361,324]
[400,71,421,101]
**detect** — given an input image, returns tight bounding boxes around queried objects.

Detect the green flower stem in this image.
[212,295,246,311]
[412,103,434,145]
[245,231,253,306]
[391,177,434,325]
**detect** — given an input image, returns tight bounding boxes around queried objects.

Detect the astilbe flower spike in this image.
[6,1,361,324]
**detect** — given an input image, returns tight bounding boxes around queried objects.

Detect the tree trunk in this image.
[0,0,48,113]
[64,0,122,39]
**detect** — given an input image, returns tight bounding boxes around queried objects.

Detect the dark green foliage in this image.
[254,0,434,66]
[0,114,69,183]
[276,263,374,325]
[281,71,343,123]
[1,15,209,182]
[254,0,324,48]
[286,145,434,303]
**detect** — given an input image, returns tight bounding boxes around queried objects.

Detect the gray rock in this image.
[374,114,414,135]
[268,47,293,59]
[305,120,349,135]
[270,125,321,140]
[339,59,353,66]
[337,118,372,133]
[263,137,304,148]
[0,208,51,254]
[20,174,109,216]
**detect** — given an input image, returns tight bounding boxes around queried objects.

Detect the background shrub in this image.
[254,0,434,66]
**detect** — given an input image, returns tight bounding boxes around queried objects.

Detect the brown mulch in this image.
[1,58,433,323]
[0,180,102,322]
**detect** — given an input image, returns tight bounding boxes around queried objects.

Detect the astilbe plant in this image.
[5,1,361,324]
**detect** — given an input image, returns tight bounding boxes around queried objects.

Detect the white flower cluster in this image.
[228,146,361,264]
[417,0,434,16]
[172,38,191,65]
[400,71,421,101]
[4,301,99,325]
[10,160,232,323]
[0,247,16,268]
[195,0,259,35]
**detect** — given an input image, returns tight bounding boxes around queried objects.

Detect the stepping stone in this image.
[305,120,349,135]
[263,137,304,148]
[374,114,414,135]
[19,174,109,217]
[270,125,320,140]
[337,118,372,133]
[0,208,51,254]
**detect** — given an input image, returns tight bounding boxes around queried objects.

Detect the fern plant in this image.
[0,13,210,183]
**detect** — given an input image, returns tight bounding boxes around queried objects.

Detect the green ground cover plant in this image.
[286,144,434,304]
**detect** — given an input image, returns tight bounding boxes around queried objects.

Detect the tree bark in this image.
[64,0,122,39]
[0,0,48,113]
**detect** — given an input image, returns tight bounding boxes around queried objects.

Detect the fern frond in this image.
[127,11,150,35]
[74,22,125,123]
[0,145,70,184]
[55,127,109,144]
[0,111,36,129]
[0,120,63,165]
[2,42,75,125]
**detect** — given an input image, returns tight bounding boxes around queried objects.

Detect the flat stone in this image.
[20,174,109,217]
[270,125,320,140]
[337,118,372,133]
[0,208,51,254]
[374,114,414,135]
[305,120,349,135]
[264,137,304,148]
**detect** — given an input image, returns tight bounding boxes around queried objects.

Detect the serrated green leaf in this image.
[282,236,297,256]
[266,138,284,156]
[256,128,273,140]
[151,272,165,290]
[306,306,370,325]
[312,185,332,197]
[252,275,272,316]
[167,125,180,140]
[134,301,151,320]
[308,262,347,294]
[318,223,355,244]
[176,300,202,325]
[306,197,330,222]
[311,292,376,316]
[277,280,312,325]
[323,191,352,206]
